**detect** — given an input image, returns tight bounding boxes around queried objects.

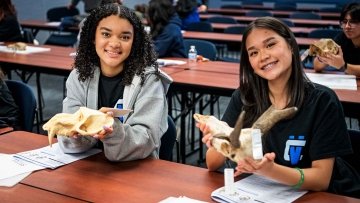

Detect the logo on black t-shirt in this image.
[284,135,306,165]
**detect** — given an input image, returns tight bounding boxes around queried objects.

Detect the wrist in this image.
[339,62,347,71]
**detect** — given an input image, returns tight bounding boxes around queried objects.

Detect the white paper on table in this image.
[45,21,61,27]
[14,143,101,169]
[159,196,208,203]
[0,172,32,187]
[211,174,307,203]
[157,59,186,67]
[0,45,51,54]
[0,153,45,187]
[306,72,357,90]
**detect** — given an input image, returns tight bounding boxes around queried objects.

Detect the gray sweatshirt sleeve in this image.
[101,74,168,161]
[58,69,98,153]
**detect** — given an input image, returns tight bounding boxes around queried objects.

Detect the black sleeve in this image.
[0,80,20,129]
[221,88,242,127]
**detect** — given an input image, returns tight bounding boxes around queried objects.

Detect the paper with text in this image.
[0,153,45,187]
[211,174,307,203]
[14,143,101,169]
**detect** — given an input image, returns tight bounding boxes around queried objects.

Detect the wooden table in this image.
[0,131,359,202]
[211,23,318,36]
[0,127,13,135]
[183,31,318,48]
[200,14,340,28]
[207,8,340,20]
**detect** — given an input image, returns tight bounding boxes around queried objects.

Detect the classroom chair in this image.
[274,2,297,11]
[222,25,245,61]
[281,19,295,27]
[186,22,213,32]
[245,10,273,17]
[159,116,177,161]
[308,28,342,39]
[45,6,79,47]
[5,80,39,133]
[183,39,217,61]
[207,16,238,24]
[221,5,242,9]
[290,12,321,20]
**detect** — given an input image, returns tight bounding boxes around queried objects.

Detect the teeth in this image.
[262,62,276,70]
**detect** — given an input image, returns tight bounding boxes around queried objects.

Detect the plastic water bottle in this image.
[188,45,197,67]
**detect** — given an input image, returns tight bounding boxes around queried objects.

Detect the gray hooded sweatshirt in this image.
[58,66,172,161]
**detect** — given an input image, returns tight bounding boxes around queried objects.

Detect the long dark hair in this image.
[239,17,311,127]
[148,0,176,38]
[75,4,158,85]
[0,0,17,20]
[340,2,360,22]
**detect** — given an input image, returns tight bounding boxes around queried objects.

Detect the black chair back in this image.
[183,39,217,61]
[207,16,238,24]
[159,116,177,161]
[186,22,213,32]
[47,6,79,22]
[245,10,273,17]
[308,29,342,39]
[5,80,38,132]
[290,12,321,19]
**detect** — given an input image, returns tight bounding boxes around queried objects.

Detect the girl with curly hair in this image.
[58,4,172,162]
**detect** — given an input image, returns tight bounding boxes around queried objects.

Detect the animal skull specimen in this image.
[193,105,297,162]
[308,38,339,57]
[43,107,114,146]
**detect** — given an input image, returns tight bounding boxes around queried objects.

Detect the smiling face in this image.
[95,15,134,77]
[246,28,292,84]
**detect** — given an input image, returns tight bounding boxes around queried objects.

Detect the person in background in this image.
[67,0,101,14]
[197,0,208,13]
[0,68,20,130]
[196,17,360,198]
[0,0,23,42]
[58,4,172,161]
[175,0,200,30]
[134,3,148,23]
[313,2,360,77]
[148,0,186,58]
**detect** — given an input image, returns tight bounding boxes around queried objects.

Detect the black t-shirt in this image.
[335,32,360,65]
[98,72,124,109]
[221,84,360,197]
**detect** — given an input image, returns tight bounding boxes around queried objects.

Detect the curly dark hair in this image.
[239,17,311,127]
[75,4,159,85]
